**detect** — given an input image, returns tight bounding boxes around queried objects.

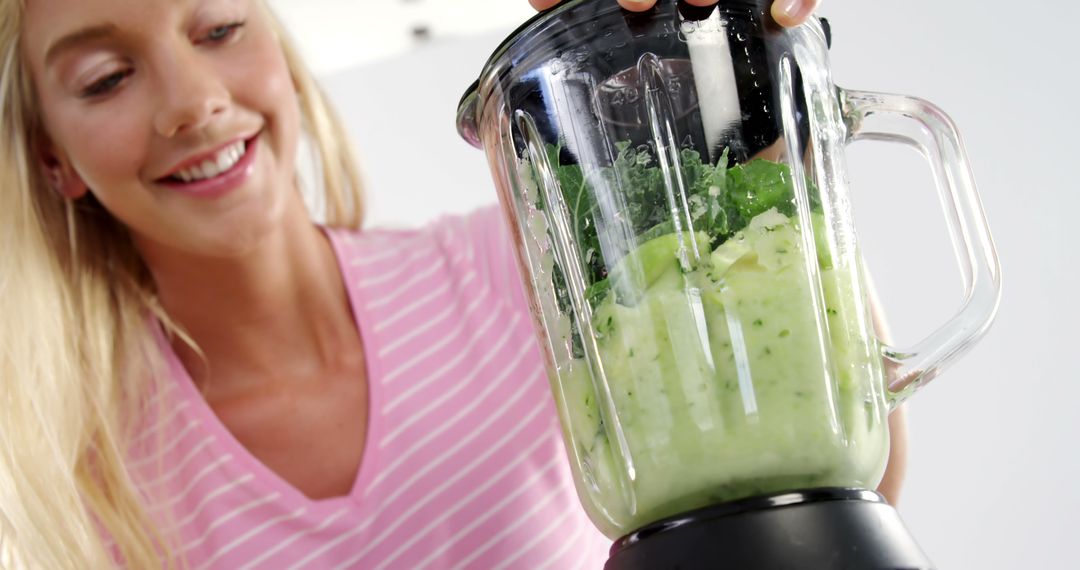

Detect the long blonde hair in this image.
[0,1,363,567]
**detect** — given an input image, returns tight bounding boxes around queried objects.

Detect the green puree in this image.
[560,210,890,536]
[535,145,891,537]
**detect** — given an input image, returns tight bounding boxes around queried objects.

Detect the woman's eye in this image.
[202,21,245,44]
[80,69,133,98]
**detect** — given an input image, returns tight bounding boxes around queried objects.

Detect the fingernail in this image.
[619,0,656,11]
[773,0,802,20]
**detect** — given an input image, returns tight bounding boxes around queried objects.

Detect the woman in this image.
[0,0,903,567]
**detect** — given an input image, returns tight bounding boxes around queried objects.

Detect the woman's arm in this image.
[867,276,909,505]
[529,0,823,28]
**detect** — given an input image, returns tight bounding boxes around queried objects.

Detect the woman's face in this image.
[23,0,302,257]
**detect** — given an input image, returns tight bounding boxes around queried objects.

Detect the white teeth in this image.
[200,159,219,178]
[217,149,233,172]
[173,141,246,182]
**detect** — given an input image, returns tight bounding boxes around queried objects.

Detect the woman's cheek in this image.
[236,28,300,122]
[38,91,135,193]
[69,110,149,193]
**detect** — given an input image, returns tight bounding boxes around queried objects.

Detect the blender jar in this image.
[457,0,1000,538]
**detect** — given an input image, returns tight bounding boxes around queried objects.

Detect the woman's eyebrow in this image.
[44,23,119,65]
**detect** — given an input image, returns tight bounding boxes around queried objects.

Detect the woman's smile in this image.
[154,129,261,199]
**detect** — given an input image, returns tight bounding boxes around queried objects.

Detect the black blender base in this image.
[605,488,934,570]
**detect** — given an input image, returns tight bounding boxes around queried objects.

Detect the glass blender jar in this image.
[457,1,1000,567]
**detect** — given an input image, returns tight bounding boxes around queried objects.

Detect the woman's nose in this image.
[153,52,231,138]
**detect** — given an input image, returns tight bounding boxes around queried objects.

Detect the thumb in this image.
[771,0,821,28]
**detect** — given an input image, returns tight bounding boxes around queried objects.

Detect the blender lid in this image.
[456,0,774,147]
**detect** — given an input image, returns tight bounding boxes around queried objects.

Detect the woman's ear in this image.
[38,143,88,200]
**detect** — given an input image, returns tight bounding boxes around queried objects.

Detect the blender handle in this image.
[839,88,1002,408]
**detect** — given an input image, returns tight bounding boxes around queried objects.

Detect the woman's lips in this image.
[156,134,260,199]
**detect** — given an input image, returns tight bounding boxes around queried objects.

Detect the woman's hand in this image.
[528,0,822,28]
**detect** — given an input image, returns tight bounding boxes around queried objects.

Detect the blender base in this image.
[605,488,933,570]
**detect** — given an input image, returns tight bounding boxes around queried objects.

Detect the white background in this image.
[269,0,1078,567]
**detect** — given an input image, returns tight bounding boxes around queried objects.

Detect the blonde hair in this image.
[0,1,363,568]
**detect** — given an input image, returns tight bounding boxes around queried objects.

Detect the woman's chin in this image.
[129,211,281,263]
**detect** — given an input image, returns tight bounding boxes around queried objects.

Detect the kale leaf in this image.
[537,142,814,307]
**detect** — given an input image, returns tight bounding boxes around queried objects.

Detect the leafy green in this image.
[534,142,817,308]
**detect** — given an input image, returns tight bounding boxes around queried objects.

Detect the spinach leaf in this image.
[538,142,816,305]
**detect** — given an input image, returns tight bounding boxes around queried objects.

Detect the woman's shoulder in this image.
[322,204,508,261]
[323,204,526,313]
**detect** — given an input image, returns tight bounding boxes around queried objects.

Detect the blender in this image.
[456,1,1001,567]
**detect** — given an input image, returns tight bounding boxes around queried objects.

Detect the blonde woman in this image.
[0,0,905,568]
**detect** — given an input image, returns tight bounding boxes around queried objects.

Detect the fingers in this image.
[877,403,909,505]
[529,0,663,13]
[616,0,659,12]
[771,0,821,28]
[617,0,724,13]
[528,0,561,10]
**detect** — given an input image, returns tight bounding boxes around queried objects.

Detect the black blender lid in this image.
[457,0,774,111]
[455,0,832,147]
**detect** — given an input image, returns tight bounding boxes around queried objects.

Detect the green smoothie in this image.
[526,146,891,538]
[557,208,890,536]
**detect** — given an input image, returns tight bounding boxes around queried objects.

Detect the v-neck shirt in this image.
[126,206,609,569]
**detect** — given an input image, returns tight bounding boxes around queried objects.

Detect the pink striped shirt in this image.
[127,206,610,569]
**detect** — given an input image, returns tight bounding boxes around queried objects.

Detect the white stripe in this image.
[130,400,192,447]
[158,475,255,531]
[235,507,350,570]
[403,457,563,570]
[463,281,491,315]
[382,309,515,415]
[379,316,461,385]
[129,419,202,468]
[150,454,233,512]
[290,414,553,570]
[356,265,410,289]
[356,246,440,288]
[371,278,454,332]
[348,235,426,267]
[329,418,557,570]
[533,512,588,570]
[437,222,463,253]
[194,506,307,570]
[382,317,524,438]
[449,247,466,266]
[374,360,541,487]
[433,219,464,251]
[384,306,518,414]
[138,435,216,488]
[180,493,281,550]
[490,492,578,565]
[142,381,179,414]
[378,282,498,388]
[449,479,570,570]
[375,273,486,336]
[367,263,451,312]
[377,302,457,357]
[379,395,549,512]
